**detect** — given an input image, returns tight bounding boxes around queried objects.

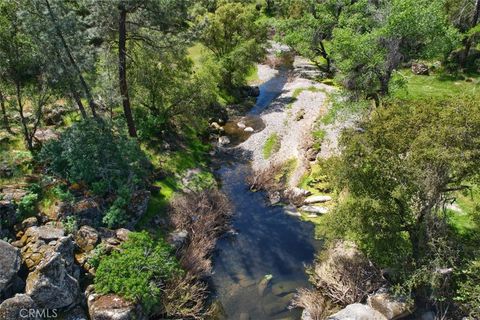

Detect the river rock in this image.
[368,291,413,319]
[304,195,332,204]
[327,303,388,320]
[300,205,328,215]
[0,240,22,297]
[1,187,27,202]
[218,136,231,146]
[268,191,281,205]
[26,251,80,309]
[284,204,301,217]
[237,122,246,129]
[88,293,145,320]
[0,294,40,320]
[168,230,188,248]
[244,127,254,132]
[75,225,99,252]
[115,228,131,242]
[258,275,273,296]
[302,309,314,320]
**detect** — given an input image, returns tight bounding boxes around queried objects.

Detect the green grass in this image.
[312,128,326,152]
[245,65,259,84]
[321,92,369,125]
[393,69,480,101]
[446,186,480,236]
[263,132,281,159]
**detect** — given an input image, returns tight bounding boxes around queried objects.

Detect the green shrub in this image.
[62,216,78,235]
[455,259,480,319]
[94,231,182,312]
[38,119,151,195]
[16,192,38,218]
[263,133,281,159]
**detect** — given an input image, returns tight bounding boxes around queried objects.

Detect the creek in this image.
[211,68,322,319]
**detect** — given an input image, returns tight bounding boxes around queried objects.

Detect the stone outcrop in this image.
[0,294,40,320]
[88,293,145,320]
[367,291,413,320]
[304,195,332,204]
[25,252,79,309]
[0,240,22,298]
[327,303,388,320]
[75,225,99,252]
[411,62,429,75]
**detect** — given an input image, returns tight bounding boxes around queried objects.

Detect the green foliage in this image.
[39,119,150,195]
[263,132,280,159]
[328,96,480,304]
[102,186,131,228]
[197,2,267,88]
[331,0,460,97]
[94,231,182,313]
[62,216,78,235]
[16,192,38,219]
[455,259,480,318]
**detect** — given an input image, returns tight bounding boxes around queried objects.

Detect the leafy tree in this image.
[329,96,480,306]
[0,1,50,150]
[94,231,182,313]
[446,0,480,67]
[86,0,190,137]
[331,0,459,102]
[197,2,267,88]
[275,0,351,74]
[21,0,99,118]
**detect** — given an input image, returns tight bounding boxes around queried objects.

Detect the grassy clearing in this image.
[446,186,480,237]
[392,69,480,101]
[263,132,281,159]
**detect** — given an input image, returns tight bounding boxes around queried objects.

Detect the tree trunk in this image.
[44,0,97,117]
[318,40,332,75]
[0,90,13,134]
[15,82,33,151]
[118,5,137,137]
[70,87,87,119]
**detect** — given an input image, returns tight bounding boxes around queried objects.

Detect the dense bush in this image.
[38,119,151,195]
[94,231,182,313]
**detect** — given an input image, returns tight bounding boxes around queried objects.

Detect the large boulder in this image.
[411,62,429,75]
[368,291,413,319]
[0,294,40,320]
[19,226,70,270]
[88,293,145,320]
[0,240,22,298]
[75,225,99,252]
[25,252,79,309]
[327,303,388,320]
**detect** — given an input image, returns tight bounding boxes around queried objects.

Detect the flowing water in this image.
[211,68,323,320]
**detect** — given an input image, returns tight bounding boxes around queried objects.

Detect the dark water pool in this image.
[211,67,322,319]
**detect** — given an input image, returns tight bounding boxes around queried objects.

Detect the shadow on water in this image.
[211,67,322,319]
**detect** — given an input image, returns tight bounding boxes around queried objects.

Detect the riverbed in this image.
[211,67,323,319]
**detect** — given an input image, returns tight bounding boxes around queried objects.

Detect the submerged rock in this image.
[244,127,254,132]
[284,204,301,217]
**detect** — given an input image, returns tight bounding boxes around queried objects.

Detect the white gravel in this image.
[237,57,336,187]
